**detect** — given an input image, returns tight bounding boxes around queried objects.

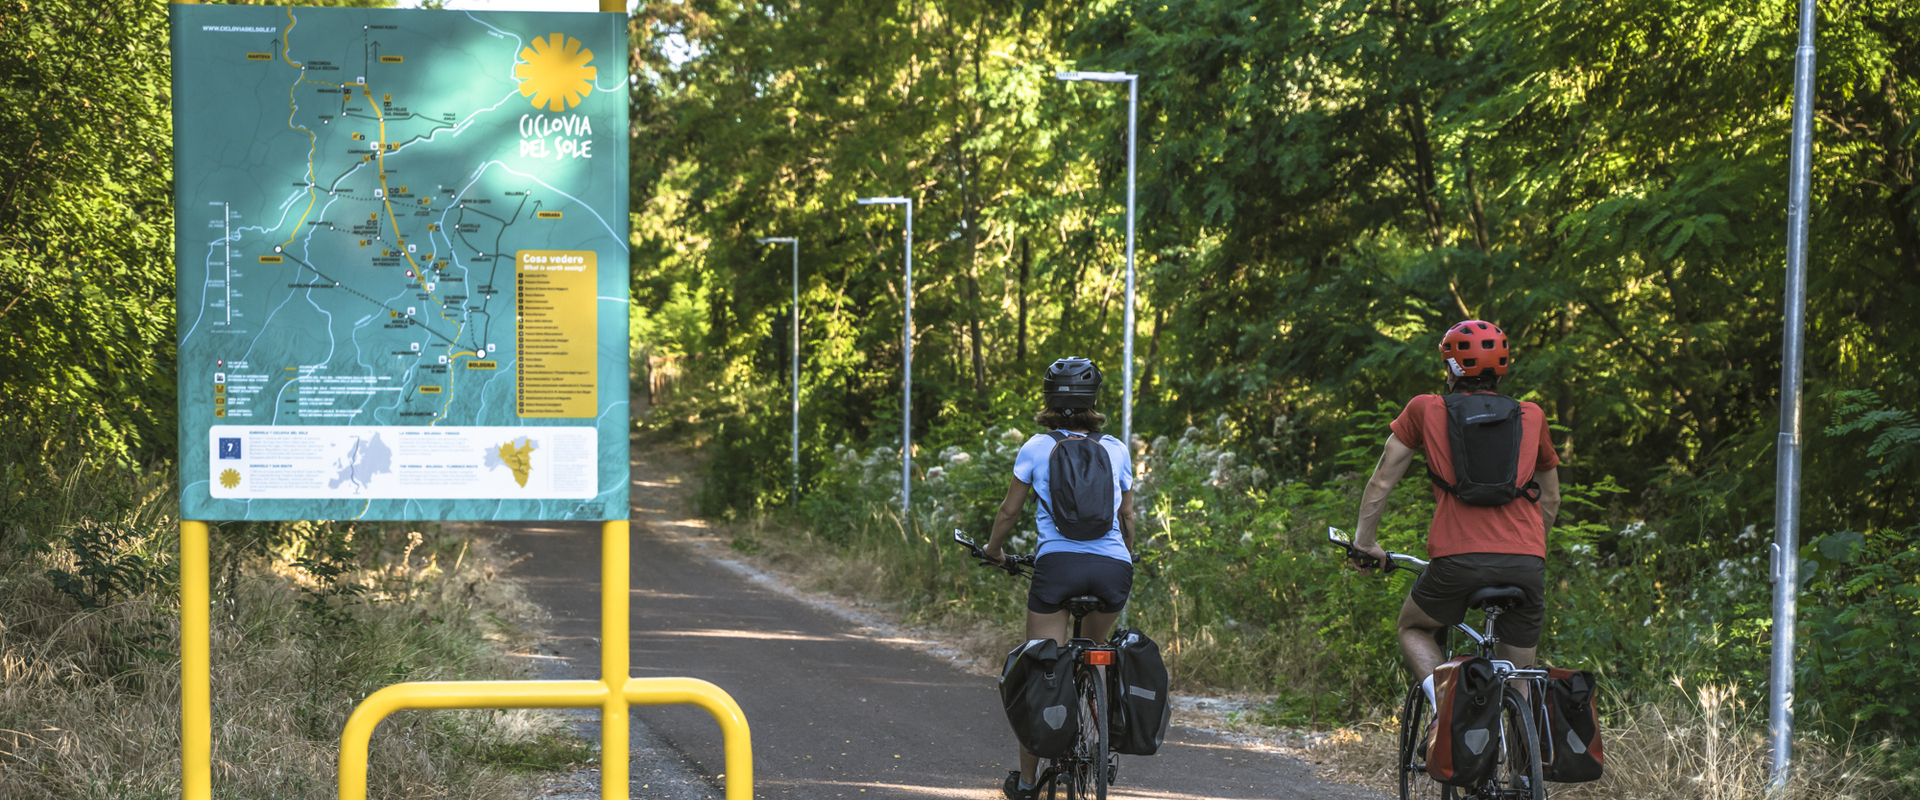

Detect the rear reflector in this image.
[1084,650,1115,666]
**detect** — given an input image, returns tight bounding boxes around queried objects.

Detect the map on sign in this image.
[172,6,629,521]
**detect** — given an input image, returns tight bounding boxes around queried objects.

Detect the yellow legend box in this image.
[515,249,596,418]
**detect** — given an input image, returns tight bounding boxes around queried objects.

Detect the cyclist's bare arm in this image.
[1536,467,1561,534]
[1354,433,1418,566]
[983,478,1031,565]
[1118,489,1137,556]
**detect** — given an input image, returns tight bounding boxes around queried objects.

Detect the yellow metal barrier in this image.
[624,677,755,789]
[179,517,753,800]
[330,521,754,800]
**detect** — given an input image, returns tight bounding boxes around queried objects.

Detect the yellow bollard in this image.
[338,680,609,800]
[180,521,210,800]
[623,678,755,800]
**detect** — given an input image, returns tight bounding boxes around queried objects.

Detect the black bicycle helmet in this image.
[1042,357,1103,411]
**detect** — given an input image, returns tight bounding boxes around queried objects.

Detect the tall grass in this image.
[0,456,585,799]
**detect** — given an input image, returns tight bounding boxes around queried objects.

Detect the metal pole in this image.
[902,200,914,532]
[1769,0,1817,792]
[180,521,210,800]
[791,240,801,505]
[856,197,914,529]
[600,520,630,800]
[1122,76,1137,455]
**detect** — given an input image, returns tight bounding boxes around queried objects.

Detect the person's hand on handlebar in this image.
[1350,538,1389,575]
[980,541,1008,567]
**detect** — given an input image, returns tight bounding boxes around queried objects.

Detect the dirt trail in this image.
[504,441,1384,799]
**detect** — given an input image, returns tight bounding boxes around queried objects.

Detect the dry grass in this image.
[0,520,575,800]
[1304,679,1911,800]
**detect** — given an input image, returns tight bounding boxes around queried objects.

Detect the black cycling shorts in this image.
[1407,553,1546,649]
[1027,552,1133,614]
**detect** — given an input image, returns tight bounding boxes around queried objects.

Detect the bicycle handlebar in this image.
[952,530,1035,578]
[1326,527,1429,574]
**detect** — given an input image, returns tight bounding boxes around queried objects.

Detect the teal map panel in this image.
[172,6,630,521]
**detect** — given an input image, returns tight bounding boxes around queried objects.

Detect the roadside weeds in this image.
[0,512,587,800]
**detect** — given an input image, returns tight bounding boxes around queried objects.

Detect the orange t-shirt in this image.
[1389,393,1561,559]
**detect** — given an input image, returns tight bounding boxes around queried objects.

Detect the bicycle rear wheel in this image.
[1066,663,1109,800]
[1497,687,1545,800]
[1398,684,1448,800]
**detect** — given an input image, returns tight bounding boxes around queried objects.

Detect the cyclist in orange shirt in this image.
[1350,320,1562,705]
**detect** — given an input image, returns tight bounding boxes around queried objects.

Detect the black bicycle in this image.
[954,530,1117,800]
[1328,528,1547,800]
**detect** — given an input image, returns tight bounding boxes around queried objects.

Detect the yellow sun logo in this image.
[218,468,242,489]
[514,33,596,112]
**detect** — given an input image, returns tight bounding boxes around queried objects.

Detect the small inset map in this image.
[328,433,394,492]
[485,437,537,488]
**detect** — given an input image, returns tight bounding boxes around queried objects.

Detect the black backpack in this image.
[1427,393,1541,507]
[1106,628,1172,756]
[999,638,1078,758]
[1039,431,1116,541]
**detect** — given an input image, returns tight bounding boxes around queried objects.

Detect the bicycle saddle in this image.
[1062,595,1103,617]
[1465,585,1527,611]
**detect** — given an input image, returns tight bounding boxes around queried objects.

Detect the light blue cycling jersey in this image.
[1012,430,1134,562]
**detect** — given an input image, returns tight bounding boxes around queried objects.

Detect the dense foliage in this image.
[635,0,1917,745]
[0,0,176,470]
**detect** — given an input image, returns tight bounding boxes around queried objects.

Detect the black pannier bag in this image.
[1541,668,1605,782]
[1041,431,1115,540]
[1427,655,1503,786]
[1106,628,1172,756]
[1428,393,1541,507]
[1000,638,1078,758]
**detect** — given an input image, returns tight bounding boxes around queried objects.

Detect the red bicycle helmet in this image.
[1439,320,1509,377]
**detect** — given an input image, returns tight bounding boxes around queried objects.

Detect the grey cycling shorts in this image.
[1408,554,1546,648]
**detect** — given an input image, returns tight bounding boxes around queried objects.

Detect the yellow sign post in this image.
[170,2,750,799]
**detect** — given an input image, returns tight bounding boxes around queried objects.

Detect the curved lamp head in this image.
[757,237,797,244]
[1056,71,1136,83]
[857,196,910,206]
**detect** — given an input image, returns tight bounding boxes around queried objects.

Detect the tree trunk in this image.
[1139,307,1165,401]
[1017,235,1030,364]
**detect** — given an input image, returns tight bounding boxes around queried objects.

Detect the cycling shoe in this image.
[1003,770,1037,800]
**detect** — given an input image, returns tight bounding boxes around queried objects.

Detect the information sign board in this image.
[172,5,630,520]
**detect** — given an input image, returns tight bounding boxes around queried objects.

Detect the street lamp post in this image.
[857,197,914,529]
[1056,70,1139,453]
[757,237,800,504]
[1770,0,1819,791]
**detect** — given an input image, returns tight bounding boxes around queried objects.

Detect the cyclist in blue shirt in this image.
[981,356,1137,800]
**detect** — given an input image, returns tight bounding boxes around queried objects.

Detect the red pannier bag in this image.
[1427,655,1502,786]
[1541,668,1604,782]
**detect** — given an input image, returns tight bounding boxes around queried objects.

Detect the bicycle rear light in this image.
[1084,649,1115,666]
